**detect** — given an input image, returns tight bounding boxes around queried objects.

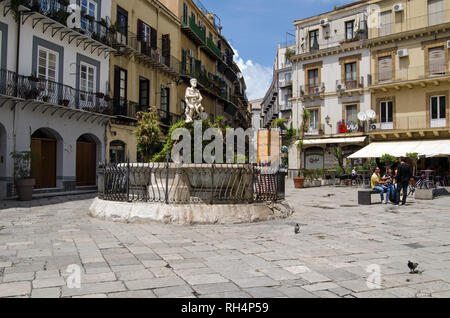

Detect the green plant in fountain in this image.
[135,108,163,162]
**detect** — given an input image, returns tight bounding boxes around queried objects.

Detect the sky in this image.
[201,0,353,100]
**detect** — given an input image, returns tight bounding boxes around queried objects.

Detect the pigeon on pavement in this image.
[294,224,300,234]
[408,261,419,274]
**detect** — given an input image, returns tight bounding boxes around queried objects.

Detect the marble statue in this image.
[185,78,203,123]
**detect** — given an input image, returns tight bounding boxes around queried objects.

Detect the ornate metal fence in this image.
[99,162,285,204]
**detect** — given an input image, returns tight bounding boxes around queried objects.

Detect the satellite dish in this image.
[365,109,376,120]
[357,112,367,121]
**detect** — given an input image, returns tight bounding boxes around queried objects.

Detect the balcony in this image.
[181,14,206,46]
[279,79,293,88]
[369,64,449,88]
[299,27,368,54]
[370,10,450,40]
[115,31,180,78]
[300,83,325,99]
[180,60,227,99]
[304,124,325,136]
[0,68,111,119]
[336,120,364,134]
[157,109,182,127]
[336,77,365,95]
[111,98,147,118]
[204,35,221,59]
[3,0,116,57]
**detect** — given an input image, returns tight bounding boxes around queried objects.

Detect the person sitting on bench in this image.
[382,168,395,204]
[371,167,388,204]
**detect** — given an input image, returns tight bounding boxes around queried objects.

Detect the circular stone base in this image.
[89,198,294,225]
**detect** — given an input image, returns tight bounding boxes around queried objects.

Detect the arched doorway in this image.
[31,128,62,189]
[109,140,126,163]
[76,134,100,187]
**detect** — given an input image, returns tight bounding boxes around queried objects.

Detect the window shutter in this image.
[429,46,445,75]
[137,19,143,41]
[378,56,392,82]
[162,34,171,67]
[150,27,157,50]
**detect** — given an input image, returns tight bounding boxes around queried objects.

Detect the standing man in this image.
[395,157,411,205]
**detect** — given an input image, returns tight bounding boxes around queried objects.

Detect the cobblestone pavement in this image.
[1,183,450,298]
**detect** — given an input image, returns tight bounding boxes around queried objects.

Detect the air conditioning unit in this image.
[371,123,381,131]
[393,3,403,12]
[320,18,329,26]
[447,40,450,49]
[397,48,409,57]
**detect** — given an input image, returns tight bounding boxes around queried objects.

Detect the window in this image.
[183,2,188,25]
[378,55,393,83]
[138,20,151,55]
[139,77,149,107]
[37,47,57,81]
[380,101,393,129]
[307,69,319,94]
[430,96,446,128]
[379,11,392,36]
[309,109,319,132]
[345,20,354,40]
[161,87,169,114]
[428,0,444,26]
[80,0,97,32]
[428,46,445,76]
[309,30,319,51]
[285,72,291,83]
[113,67,127,115]
[345,62,357,89]
[80,62,96,103]
[116,7,128,44]
[345,105,358,123]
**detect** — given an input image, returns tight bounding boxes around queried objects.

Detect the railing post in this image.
[126,155,130,202]
[210,163,214,205]
[250,164,255,203]
[165,151,170,204]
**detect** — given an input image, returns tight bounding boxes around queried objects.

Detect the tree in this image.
[334,146,345,172]
[406,152,419,176]
[135,108,163,162]
[271,118,288,129]
[380,153,397,171]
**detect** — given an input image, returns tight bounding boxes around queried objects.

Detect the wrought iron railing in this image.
[98,163,285,204]
[0,68,109,113]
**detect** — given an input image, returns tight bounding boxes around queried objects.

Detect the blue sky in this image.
[201,0,352,99]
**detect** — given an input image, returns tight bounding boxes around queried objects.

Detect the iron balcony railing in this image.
[370,10,450,39]
[300,83,325,96]
[336,120,364,134]
[370,115,449,132]
[157,109,182,127]
[336,77,365,91]
[206,35,221,58]
[111,98,147,118]
[369,64,449,86]
[187,14,206,43]
[181,60,226,98]
[300,28,368,53]
[99,162,285,204]
[0,68,109,113]
[16,0,116,49]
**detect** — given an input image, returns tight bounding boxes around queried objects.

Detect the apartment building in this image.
[0,0,115,199]
[289,0,371,176]
[351,0,450,173]
[105,0,182,163]
[164,0,251,129]
[261,43,295,130]
[249,98,263,130]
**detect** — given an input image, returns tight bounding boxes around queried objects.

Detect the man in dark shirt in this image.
[395,157,411,205]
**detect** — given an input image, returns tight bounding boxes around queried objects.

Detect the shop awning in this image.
[295,136,366,146]
[348,140,450,159]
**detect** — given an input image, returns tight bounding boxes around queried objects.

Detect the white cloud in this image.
[232,47,273,101]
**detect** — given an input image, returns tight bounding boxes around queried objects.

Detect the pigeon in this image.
[0,225,5,231]
[408,261,419,274]
[294,224,300,234]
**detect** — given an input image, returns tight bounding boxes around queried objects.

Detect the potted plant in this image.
[96,92,105,99]
[42,95,51,103]
[24,88,40,100]
[293,140,305,188]
[85,15,95,22]
[10,151,35,201]
[28,72,40,82]
[59,99,70,106]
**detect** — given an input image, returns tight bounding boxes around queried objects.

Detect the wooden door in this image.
[31,137,56,189]
[76,141,96,186]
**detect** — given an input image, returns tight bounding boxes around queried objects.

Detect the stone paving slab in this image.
[1,186,450,297]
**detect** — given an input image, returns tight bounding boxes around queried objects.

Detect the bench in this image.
[358,189,380,205]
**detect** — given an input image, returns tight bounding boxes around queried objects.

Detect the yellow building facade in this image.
[106,0,182,162]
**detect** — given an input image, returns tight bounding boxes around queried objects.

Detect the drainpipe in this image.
[13,11,22,154]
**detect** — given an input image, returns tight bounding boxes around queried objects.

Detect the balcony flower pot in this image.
[293,177,304,188]
[85,15,95,22]
[24,88,40,100]
[42,95,51,103]
[96,92,105,99]
[59,99,70,107]
[28,75,40,82]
